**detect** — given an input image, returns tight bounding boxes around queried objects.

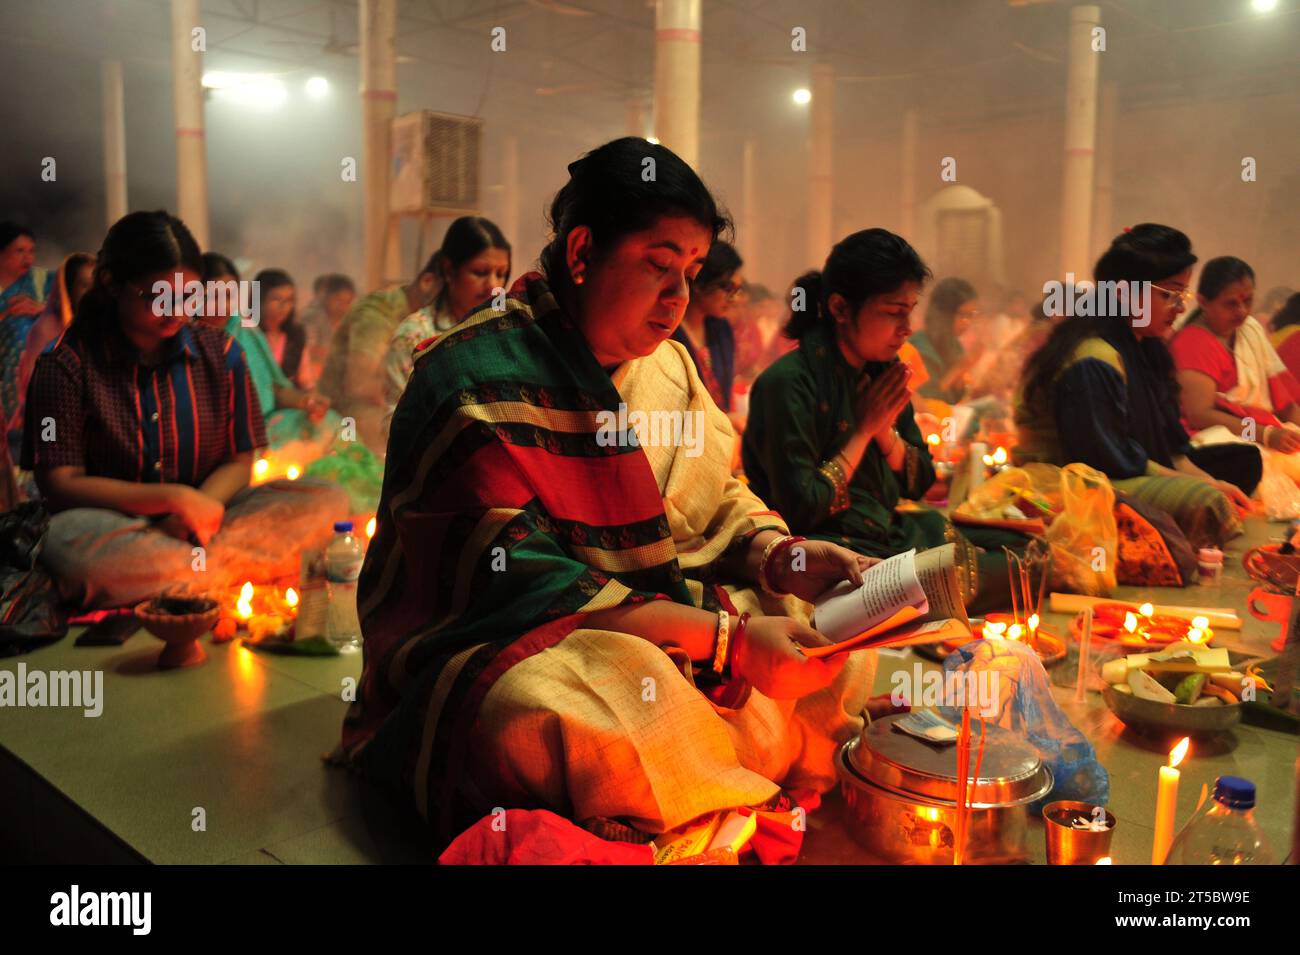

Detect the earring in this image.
[574,272,585,286]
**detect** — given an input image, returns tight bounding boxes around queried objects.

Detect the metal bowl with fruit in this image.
[1100,641,1259,738]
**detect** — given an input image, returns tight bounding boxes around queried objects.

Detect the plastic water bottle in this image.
[325,521,364,651]
[1165,776,1274,865]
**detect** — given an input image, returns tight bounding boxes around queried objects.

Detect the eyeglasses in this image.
[1151,284,1193,306]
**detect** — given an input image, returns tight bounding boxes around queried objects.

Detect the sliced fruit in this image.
[1200,683,1239,705]
[1174,672,1207,705]
[1129,668,1177,704]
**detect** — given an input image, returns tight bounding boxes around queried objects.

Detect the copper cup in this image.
[1043,800,1116,865]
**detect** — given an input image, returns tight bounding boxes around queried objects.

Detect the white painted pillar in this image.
[1092,80,1118,254]
[652,0,701,167]
[360,0,398,290]
[170,0,209,247]
[807,61,834,267]
[501,133,519,248]
[102,60,128,228]
[900,106,919,239]
[1060,5,1101,279]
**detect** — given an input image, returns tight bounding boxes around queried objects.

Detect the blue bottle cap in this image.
[1213,775,1255,810]
[334,521,354,533]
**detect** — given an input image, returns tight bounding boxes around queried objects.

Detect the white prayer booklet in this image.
[806,544,971,659]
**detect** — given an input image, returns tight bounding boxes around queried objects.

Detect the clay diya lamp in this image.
[135,594,221,669]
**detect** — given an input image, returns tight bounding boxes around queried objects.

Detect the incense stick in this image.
[1074,607,1093,703]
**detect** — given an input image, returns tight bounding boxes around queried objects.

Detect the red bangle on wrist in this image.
[760,535,807,597]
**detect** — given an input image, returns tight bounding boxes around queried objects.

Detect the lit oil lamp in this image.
[253,458,269,481]
[236,581,254,621]
[286,465,301,481]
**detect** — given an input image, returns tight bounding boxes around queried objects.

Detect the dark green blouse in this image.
[742,325,944,557]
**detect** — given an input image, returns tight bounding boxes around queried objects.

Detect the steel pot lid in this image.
[847,713,1049,807]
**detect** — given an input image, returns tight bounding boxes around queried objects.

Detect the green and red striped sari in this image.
[338,272,705,839]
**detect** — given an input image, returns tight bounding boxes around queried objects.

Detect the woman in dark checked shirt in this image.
[21,211,348,609]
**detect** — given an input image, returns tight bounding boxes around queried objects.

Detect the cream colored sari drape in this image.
[466,340,874,833]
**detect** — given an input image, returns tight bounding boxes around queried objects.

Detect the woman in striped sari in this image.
[337,139,878,847]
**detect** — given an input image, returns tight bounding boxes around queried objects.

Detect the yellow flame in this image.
[926,433,941,446]
[286,465,301,481]
[982,454,994,467]
[1007,623,1023,640]
[285,587,299,608]
[366,516,377,539]
[1170,737,1190,768]
[253,458,269,479]
[985,621,1007,636]
[1095,857,1113,865]
[236,580,254,619]
[992,446,1008,465]
[1191,615,1209,629]
[1186,627,1205,644]
[1124,612,1137,633]
[1139,602,1154,616]
[1027,613,1039,631]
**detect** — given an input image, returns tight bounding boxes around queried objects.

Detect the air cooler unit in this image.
[389,110,482,215]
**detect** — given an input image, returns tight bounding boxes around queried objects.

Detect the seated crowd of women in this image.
[4,136,1292,853]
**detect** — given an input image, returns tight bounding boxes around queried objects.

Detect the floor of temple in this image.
[1,517,1296,865]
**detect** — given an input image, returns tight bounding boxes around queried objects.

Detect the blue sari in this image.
[1,267,53,427]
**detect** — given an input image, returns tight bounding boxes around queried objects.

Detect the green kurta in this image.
[742,325,1019,613]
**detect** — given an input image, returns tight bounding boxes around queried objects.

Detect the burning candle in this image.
[1152,737,1190,864]
[236,581,254,621]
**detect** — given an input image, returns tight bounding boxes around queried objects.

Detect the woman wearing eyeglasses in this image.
[21,211,348,609]
[1014,224,1260,549]
[673,239,744,413]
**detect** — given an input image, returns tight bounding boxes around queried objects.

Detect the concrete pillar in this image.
[360,0,398,291]
[501,133,519,248]
[102,60,128,228]
[170,0,209,247]
[652,0,701,167]
[1092,80,1118,254]
[807,61,834,268]
[900,106,919,239]
[625,97,647,138]
[1060,5,1101,279]
[740,138,757,273]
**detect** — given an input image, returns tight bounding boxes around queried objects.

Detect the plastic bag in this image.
[0,501,69,657]
[1256,452,1300,521]
[940,637,1110,812]
[954,462,1064,522]
[1045,463,1117,596]
[303,440,385,514]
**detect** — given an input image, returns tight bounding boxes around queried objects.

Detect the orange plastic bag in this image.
[1044,463,1117,596]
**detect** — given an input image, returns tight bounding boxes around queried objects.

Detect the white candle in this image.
[1152,737,1189,864]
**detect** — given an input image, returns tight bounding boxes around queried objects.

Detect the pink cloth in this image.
[439,810,654,865]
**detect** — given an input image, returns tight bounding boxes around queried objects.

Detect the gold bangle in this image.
[711,610,731,675]
[817,457,851,516]
[758,534,793,597]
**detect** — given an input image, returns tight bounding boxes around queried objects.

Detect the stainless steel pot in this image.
[837,713,1053,864]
